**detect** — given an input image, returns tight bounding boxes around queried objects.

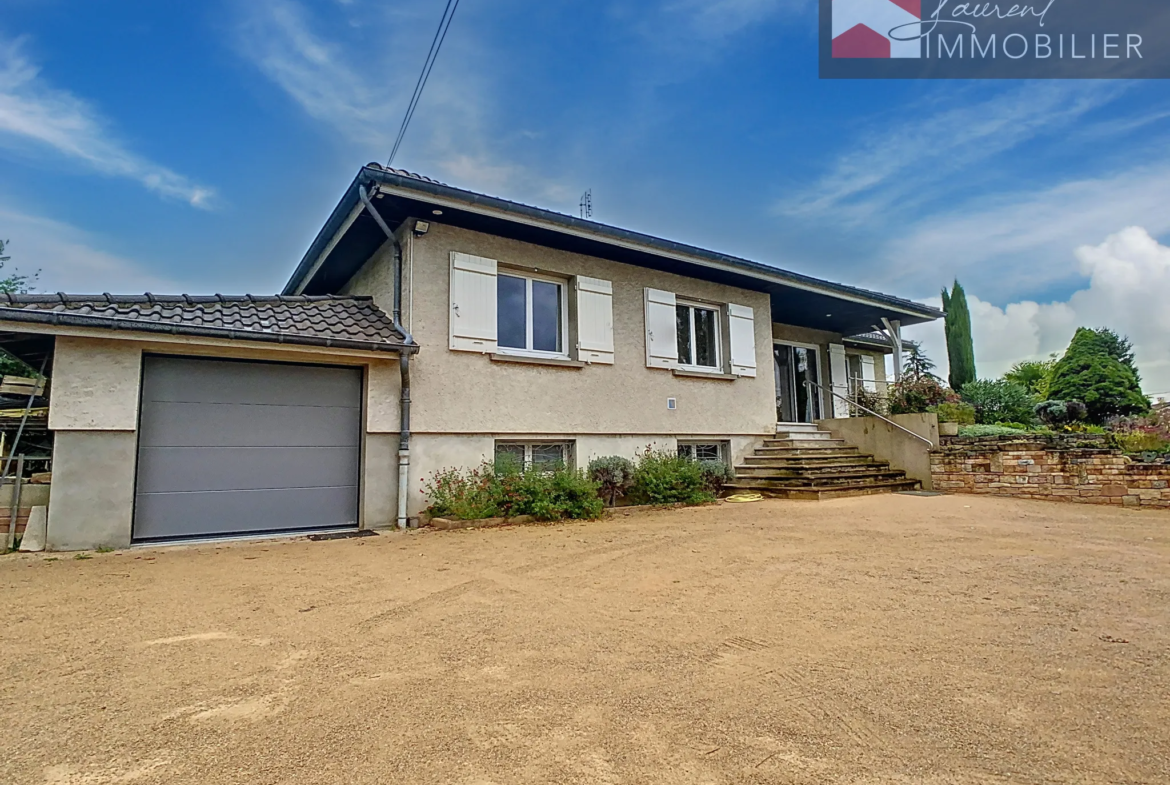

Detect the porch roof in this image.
[284,165,943,337]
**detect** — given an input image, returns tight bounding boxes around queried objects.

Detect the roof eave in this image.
[0,308,417,355]
[286,165,944,324]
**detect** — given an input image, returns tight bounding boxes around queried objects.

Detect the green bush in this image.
[423,461,603,522]
[1113,431,1170,454]
[697,460,733,496]
[588,455,635,507]
[960,379,1037,425]
[423,463,501,520]
[958,424,1046,438]
[933,402,976,425]
[629,449,713,506]
[1048,327,1149,423]
[888,376,958,415]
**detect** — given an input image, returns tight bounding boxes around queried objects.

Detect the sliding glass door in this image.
[773,344,822,423]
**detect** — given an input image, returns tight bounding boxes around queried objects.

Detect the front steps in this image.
[725,425,921,500]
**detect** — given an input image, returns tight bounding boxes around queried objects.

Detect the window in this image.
[494,441,572,471]
[676,302,721,370]
[497,272,565,356]
[678,441,726,462]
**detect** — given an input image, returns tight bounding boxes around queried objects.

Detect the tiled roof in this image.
[0,294,413,353]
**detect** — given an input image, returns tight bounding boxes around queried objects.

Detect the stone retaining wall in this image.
[931,435,1170,509]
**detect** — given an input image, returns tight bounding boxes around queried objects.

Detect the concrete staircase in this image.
[724,423,921,500]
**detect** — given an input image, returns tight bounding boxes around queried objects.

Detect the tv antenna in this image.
[579,189,592,220]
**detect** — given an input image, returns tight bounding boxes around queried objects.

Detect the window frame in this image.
[493,441,574,472]
[677,441,728,463]
[495,269,570,360]
[675,299,723,373]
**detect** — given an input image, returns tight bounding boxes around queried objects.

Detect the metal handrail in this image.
[803,379,935,448]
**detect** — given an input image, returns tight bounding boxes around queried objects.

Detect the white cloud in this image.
[0,37,215,208]
[780,82,1127,223]
[874,159,1170,300]
[236,0,573,207]
[904,226,1170,398]
[0,206,183,293]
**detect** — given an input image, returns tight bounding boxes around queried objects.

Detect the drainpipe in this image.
[358,185,415,529]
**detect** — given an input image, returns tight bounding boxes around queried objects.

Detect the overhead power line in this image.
[387,0,462,167]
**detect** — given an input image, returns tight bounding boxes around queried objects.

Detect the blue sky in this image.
[2,0,1169,394]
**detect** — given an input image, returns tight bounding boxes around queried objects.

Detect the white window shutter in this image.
[860,355,878,393]
[727,303,757,378]
[575,276,614,364]
[829,343,850,418]
[449,252,498,353]
[644,288,678,369]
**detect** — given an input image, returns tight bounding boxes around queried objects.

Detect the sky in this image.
[1,0,1169,397]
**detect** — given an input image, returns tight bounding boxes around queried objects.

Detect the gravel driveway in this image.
[3,494,1168,784]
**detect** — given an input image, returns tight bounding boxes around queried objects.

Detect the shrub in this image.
[588,455,635,507]
[629,448,713,506]
[1048,327,1149,423]
[933,402,976,425]
[1108,415,1170,456]
[958,424,1045,438]
[423,463,502,520]
[888,377,957,415]
[960,379,1037,425]
[1113,431,1170,454]
[853,387,888,416]
[697,460,733,496]
[515,467,605,521]
[423,461,603,522]
[1034,399,1088,428]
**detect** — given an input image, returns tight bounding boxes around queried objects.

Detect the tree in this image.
[0,240,39,376]
[1088,328,1140,382]
[941,281,977,392]
[901,340,938,382]
[0,239,36,295]
[1048,327,1149,423]
[1004,356,1056,397]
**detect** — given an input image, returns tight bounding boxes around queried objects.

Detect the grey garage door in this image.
[133,356,362,542]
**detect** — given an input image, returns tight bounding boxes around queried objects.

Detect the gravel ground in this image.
[2,494,1169,784]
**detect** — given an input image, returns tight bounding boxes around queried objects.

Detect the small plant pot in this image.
[939,421,960,437]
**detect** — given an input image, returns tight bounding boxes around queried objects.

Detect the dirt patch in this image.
[3,495,1169,784]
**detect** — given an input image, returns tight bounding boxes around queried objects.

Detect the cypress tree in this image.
[942,280,976,392]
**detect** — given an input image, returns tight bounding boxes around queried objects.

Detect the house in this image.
[0,165,941,550]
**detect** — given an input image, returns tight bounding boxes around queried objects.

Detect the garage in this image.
[133,355,364,542]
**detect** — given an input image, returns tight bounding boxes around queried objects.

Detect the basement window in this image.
[677,441,727,462]
[494,441,573,472]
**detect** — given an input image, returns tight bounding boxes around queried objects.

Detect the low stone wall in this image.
[931,435,1170,509]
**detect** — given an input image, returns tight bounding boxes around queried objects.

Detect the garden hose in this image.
[724,492,765,503]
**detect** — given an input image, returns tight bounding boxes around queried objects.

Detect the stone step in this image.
[773,429,835,441]
[735,462,892,477]
[724,479,922,501]
[743,455,877,467]
[775,422,822,433]
[762,438,847,449]
[752,446,862,458]
[726,471,910,489]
